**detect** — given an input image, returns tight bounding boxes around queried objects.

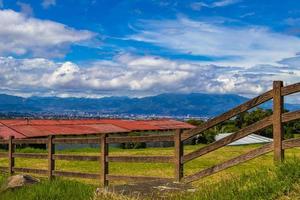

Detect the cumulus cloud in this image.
[129,17,300,68]
[41,0,56,9]
[0,55,299,99]
[0,9,95,58]
[16,1,34,16]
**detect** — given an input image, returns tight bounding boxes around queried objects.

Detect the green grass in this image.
[172,158,300,200]
[1,145,300,199]
[0,177,95,200]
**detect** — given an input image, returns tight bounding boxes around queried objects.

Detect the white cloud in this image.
[42,0,56,9]
[191,0,240,10]
[16,2,34,16]
[0,55,299,100]
[129,17,300,68]
[0,9,95,58]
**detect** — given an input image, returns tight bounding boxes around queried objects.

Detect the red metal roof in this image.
[0,119,195,139]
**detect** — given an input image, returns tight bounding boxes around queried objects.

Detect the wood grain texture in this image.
[12,153,47,159]
[107,156,173,163]
[106,135,174,143]
[13,167,48,175]
[174,129,184,182]
[281,82,300,96]
[53,170,100,179]
[273,81,284,163]
[100,134,108,187]
[54,154,100,161]
[8,136,14,176]
[183,115,273,163]
[13,138,48,144]
[53,137,100,144]
[181,90,273,141]
[183,143,273,183]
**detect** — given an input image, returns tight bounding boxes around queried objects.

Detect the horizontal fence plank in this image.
[0,152,7,158]
[0,166,8,172]
[107,135,174,143]
[13,167,48,175]
[13,153,47,159]
[53,170,100,179]
[53,137,100,144]
[107,156,173,163]
[181,90,273,141]
[282,82,300,96]
[183,143,273,183]
[282,110,300,123]
[183,116,273,163]
[283,138,300,149]
[0,140,8,144]
[13,139,48,144]
[53,154,100,161]
[106,174,172,182]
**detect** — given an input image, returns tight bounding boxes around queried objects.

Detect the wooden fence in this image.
[0,80,300,187]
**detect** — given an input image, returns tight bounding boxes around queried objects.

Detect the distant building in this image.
[215,133,273,146]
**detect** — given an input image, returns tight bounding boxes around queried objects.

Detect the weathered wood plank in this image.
[0,166,8,172]
[53,170,100,179]
[13,167,48,175]
[281,82,300,96]
[174,129,184,182]
[54,154,100,161]
[13,139,48,144]
[181,90,273,141]
[106,175,171,182]
[106,135,174,143]
[283,138,300,149]
[0,152,7,158]
[8,136,14,176]
[282,110,300,123]
[107,156,173,163]
[12,153,47,159]
[273,81,284,163]
[53,137,100,144]
[183,143,273,183]
[0,140,8,144]
[48,135,55,179]
[101,134,108,187]
[183,116,273,163]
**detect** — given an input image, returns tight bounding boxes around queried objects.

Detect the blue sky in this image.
[0,0,299,102]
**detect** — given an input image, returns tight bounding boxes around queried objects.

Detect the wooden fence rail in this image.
[0,80,300,186]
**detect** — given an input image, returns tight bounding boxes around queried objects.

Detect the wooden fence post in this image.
[8,136,15,176]
[273,81,284,163]
[174,129,184,182]
[101,134,108,187]
[48,135,55,180]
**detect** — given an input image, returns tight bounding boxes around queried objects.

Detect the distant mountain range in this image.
[0,93,298,117]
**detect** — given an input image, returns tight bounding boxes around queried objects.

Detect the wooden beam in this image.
[107,156,173,163]
[106,175,171,182]
[281,82,300,96]
[273,81,284,163]
[48,135,55,180]
[181,90,273,141]
[53,170,100,179]
[100,134,108,187]
[183,116,273,163]
[8,136,15,176]
[12,153,47,159]
[183,143,273,183]
[106,135,174,143]
[174,129,184,182]
[54,154,100,161]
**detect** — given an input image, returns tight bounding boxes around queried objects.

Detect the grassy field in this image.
[1,144,300,199]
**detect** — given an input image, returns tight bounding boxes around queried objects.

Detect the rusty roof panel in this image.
[0,119,194,139]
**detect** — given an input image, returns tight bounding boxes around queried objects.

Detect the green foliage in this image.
[121,132,146,149]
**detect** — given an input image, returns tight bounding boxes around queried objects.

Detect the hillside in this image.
[0,93,298,117]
